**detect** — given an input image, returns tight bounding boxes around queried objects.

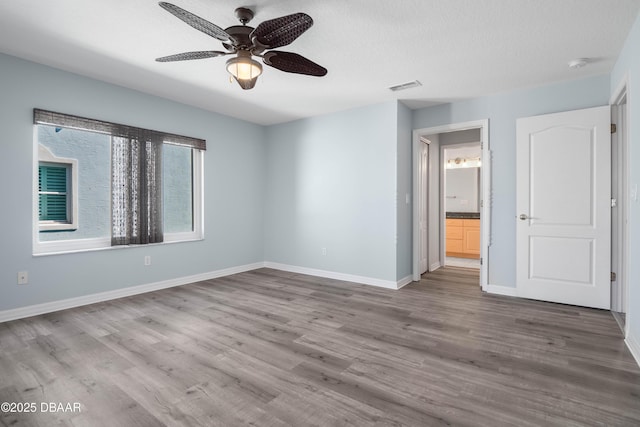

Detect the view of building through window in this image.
[163,144,194,234]
[38,126,111,241]
[36,124,198,247]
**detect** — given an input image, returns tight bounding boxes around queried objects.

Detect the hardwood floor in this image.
[1,267,639,426]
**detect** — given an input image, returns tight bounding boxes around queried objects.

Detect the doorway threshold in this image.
[446,257,480,269]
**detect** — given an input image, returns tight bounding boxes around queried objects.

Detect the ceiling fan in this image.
[156,2,328,90]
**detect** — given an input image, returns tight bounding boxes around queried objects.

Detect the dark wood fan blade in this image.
[159,2,230,42]
[263,51,327,76]
[251,13,313,48]
[156,51,227,62]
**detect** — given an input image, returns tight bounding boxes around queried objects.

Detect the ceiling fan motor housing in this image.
[235,7,254,25]
[223,25,255,51]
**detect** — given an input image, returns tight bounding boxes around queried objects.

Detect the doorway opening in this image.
[412,120,490,290]
[611,79,629,334]
[443,141,482,269]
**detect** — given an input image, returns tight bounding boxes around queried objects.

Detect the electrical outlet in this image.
[17,271,28,285]
[321,247,327,256]
[144,256,151,266]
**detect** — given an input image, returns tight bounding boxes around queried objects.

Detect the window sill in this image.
[33,234,204,257]
[39,222,78,232]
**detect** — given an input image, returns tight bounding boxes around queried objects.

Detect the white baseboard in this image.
[0,261,423,323]
[264,262,401,289]
[429,262,442,272]
[397,275,413,289]
[484,284,517,297]
[626,331,640,369]
[0,262,265,323]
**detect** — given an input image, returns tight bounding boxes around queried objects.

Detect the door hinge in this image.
[480,257,483,266]
[611,123,617,134]
[611,198,617,208]
[611,272,617,281]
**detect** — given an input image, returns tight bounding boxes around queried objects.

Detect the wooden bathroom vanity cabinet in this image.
[445,217,480,259]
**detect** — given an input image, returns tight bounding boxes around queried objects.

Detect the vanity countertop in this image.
[446,212,480,219]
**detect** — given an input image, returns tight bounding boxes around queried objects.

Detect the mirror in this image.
[445,167,480,212]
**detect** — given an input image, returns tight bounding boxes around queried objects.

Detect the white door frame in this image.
[418,137,430,275]
[412,119,490,290]
[610,75,630,335]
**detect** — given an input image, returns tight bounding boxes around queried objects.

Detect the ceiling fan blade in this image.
[251,13,313,48]
[156,51,228,62]
[159,2,231,42]
[263,51,327,76]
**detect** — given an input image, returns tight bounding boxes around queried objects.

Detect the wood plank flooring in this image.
[1,267,639,426]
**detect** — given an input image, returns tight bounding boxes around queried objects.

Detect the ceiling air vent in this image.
[388,80,422,92]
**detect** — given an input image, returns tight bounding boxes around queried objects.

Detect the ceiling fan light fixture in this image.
[230,74,261,90]
[226,51,263,89]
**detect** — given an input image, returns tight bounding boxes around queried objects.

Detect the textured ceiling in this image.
[0,0,639,125]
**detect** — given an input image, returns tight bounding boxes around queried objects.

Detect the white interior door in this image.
[516,106,611,309]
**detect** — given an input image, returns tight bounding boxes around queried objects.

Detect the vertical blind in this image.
[34,109,206,246]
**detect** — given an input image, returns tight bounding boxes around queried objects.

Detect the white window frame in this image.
[38,144,79,232]
[33,131,204,256]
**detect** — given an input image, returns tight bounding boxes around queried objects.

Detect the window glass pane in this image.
[38,126,111,241]
[40,194,68,221]
[39,165,68,221]
[39,165,67,192]
[163,144,193,233]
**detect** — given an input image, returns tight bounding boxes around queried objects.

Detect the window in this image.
[163,144,196,235]
[39,165,68,221]
[33,109,205,255]
[38,144,78,232]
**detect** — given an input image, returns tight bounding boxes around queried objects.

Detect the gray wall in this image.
[0,53,265,311]
[264,102,400,282]
[439,128,480,145]
[611,12,640,357]
[413,74,610,289]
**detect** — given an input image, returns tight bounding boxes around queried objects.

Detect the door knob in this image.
[519,214,529,220]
